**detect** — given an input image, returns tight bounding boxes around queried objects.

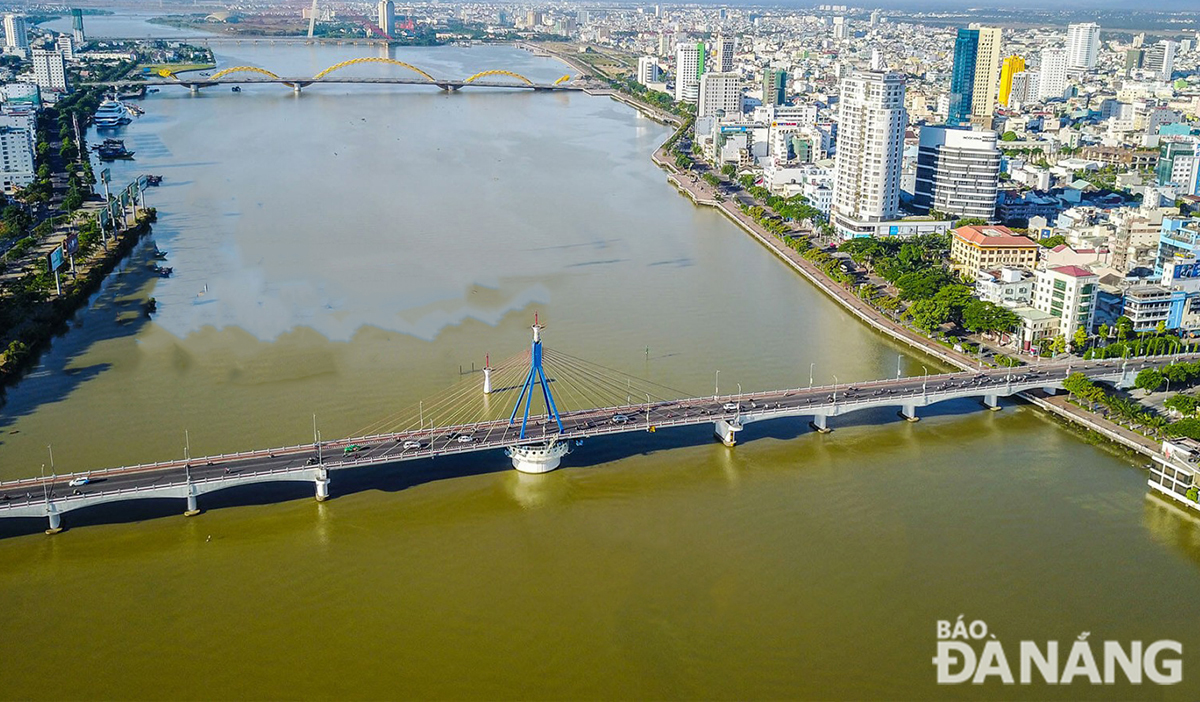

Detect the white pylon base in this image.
[507,441,571,474]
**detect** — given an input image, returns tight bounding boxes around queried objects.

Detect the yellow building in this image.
[998,55,1025,107]
[950,225,1040,277]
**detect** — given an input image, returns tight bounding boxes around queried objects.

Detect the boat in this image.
[231,86,241,93]
[93,99,132,128]
[97,138,134,161]
[145,175,163,186]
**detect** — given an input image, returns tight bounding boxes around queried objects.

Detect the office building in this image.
[913,126,1001,221]
[1038,48,1068,101]
[55,34,74,62]
[71,8,85,44]
[1033,265,1098,339]
[3,14,27,50]
[698,72,741,118]
[637,56,660,86]
[31,49,68,92]
[950,225,1039,277]
[998,55,1024,107]
[0,124,34,194]
[831,70,906,237]
[1144,40,1177,82]
[762,66,787,106]
[674,42,705,103]
[1008,71,1032,108]
[947,25,1001,125]
[714,35,735,73]
[1125,48,1144,76]
[1066,22,1100,71]
[377,0,394,36]
[833,16,849,41]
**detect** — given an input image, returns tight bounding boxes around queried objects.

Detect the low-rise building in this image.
[1011,305,1059,353]
[1032,264,1099,339]
[950,224,1040,276]
[975,267,1035,307]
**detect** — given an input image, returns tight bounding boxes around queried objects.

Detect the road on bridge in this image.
[0,357,1165,515]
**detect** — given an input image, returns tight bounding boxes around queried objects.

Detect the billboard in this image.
[63,232,79,255]
[1173,262,1200,280]
[46,246,64,272]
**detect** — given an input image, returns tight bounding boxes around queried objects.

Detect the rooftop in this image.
[953,225,1038,248]
[1048,265,1097,279]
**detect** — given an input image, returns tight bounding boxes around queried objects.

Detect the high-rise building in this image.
[698,72,741,118]
[377,0,394,36]
[831,70,906,237]
[913,126,1000,221]
[1008,71,1032,107]
[70,8,85,44]
[1038,48,1068,101]
[674,42,705,103]
[637,56,660,86]
[3,14,27,50]
[657,34,671,57]
[947,28,979,125]
[947,25,1001,126]
[1066,22,1100,71]
[0,124,34,195]
[1033,265,1098,339]
[1144,40,1177,81]
[1125,48,1144,76]
[998,55,1025,108]
[55,34,74,61]
[762,66,787,106]
[714,35,735,73]
[31,49,68,91]
[832,16,849,41]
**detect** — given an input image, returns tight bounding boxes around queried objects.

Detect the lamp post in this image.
[896,355,902,379]
[715,370,720,399]
[833,375,839,403]
[809,362,814,389]
[922,365,929,400]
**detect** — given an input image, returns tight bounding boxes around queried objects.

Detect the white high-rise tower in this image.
[3,14,28,50]
[1066,22,1100,71]
[377,0,395,36]
[831,70,906,238]
[714,35,735,73]
[1038,47,1068,101]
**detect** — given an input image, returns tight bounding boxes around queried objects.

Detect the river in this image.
[1,24,1199,701]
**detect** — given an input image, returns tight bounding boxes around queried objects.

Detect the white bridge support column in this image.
[184,488,200,517]
[509,441,571,473]
[983,394,1001,411]
[45,504,62,535]
[1042,387,1058,396]
[809,414,831,434]
[314,468,330,502]
[714,418,742,447]
[898,403,920,422]
[188,84,200,95]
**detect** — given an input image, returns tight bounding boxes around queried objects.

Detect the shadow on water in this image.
[0,239,164,439]
[0,396,1015,539]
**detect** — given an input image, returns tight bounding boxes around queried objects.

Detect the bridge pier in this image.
[898,403,920,422]
[187,84,200,95]
[314,468,330,501]
[809,414,832,434]
[983,394,1001,411]
[1042,387,1059,396]
[184,491,200,517]
[45,504,62,535]
[714,418,742,447]
[508,441,570,473]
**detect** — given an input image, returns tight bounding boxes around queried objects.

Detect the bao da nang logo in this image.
[933,617,1182,685]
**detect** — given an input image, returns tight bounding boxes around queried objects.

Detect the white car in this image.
[456,435,474,443]
[722,402,741,411]
[68,476,90,487]
[402,440,422,450]
[611,414,629,424]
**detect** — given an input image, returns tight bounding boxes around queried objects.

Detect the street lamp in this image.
[809,362,814,389]
[922,365,929,399]
[715,370,720,399]
[896,355,902,380]
[833,375,839,403]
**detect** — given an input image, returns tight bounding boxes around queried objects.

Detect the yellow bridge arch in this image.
[553,75,572,85]
[312,58,436,82]
[463,70,534,86]
[209,66,284,81]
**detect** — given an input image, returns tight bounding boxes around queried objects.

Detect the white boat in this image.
[93,99,132,128]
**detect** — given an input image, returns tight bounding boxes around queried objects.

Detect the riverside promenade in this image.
[649,146,1167,460]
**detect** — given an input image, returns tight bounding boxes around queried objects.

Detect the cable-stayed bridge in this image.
[0,316,1180,533]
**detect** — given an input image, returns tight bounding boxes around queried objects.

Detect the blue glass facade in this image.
[948,28,978,126]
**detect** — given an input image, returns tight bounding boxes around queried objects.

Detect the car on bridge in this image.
[402,440,423,450]
[611,413,630,424]
[722,402,741,411]
[456,435,474,444]
[68,476,90,487]
[343,444,364,455]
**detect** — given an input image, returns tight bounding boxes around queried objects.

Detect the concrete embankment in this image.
[652,149,1167,461]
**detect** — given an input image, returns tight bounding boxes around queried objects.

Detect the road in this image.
[0,357,1169,515]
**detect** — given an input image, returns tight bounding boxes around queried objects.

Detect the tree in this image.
[1156,321,1168,335]
[1039,235,1067,248]
[932,284,973,326]
[962,299,1019,336]
[1050,335,1067,355]
[906,298,950,332]
[954,217,988,228]
[1072,327,1089,352]
[1135,368,1164,395]
[1001,131,1019,141]
[1098,323,1110,340]
[1165,394,1200,417]
[1115,316,1134,342]
[720,163,736,177]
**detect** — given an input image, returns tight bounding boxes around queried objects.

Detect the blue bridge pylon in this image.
[508,314,565,439]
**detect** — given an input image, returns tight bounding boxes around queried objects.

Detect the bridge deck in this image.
[0,357,1163,520]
